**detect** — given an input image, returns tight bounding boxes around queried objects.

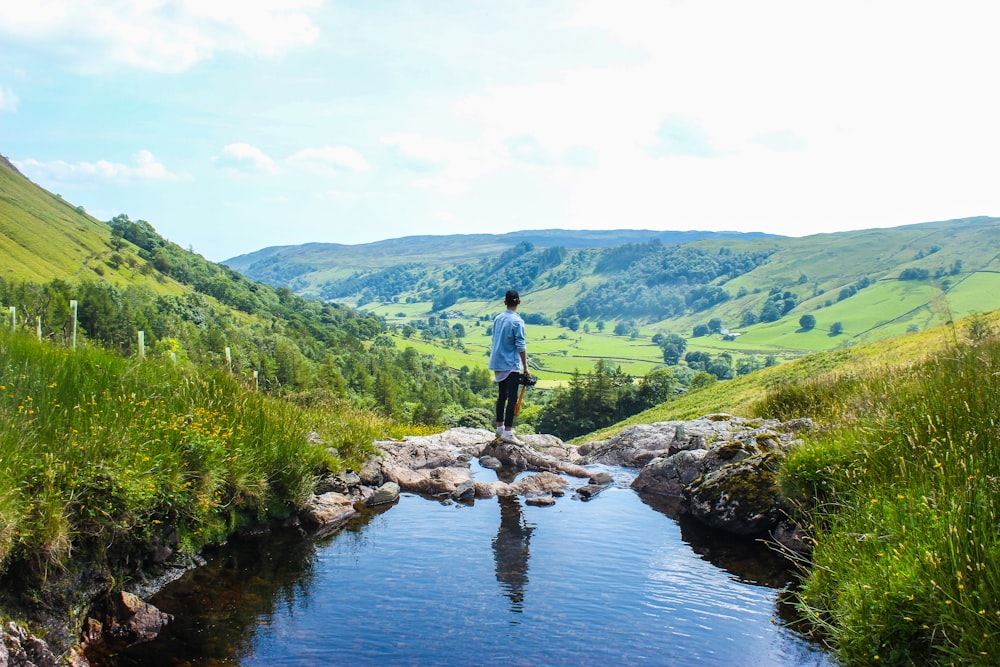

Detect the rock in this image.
[365,482,401,507]
[522,434,582,463]
[686,453,784,536]
[525,495,556,507]
[2,622,59,667]
[480,440,590,478]
[101,591,173,646]
[579,422,678,466]
[588,472,613,485]
[381,462,473,497]
[771,521,812,556]
[631,449,706,496]
[359,455,385,486]
[316,470,363,495]
[475,472,572,499]
[451,480,476,502]
[301,492,358,535]
[479,455,502,469]
[623,414,814,539]
[576,484,608,499]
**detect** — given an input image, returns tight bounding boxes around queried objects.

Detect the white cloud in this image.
[214,143,280,175]
[0,85,18,112]
[16,150,183,183]
[288,146,371,174]
[0,0,321,73]
[326,189,357,200]
[382,133,459,171]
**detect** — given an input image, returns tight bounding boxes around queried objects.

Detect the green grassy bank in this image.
[582,312,1000,665]
[769,324,1000,665]
[0,330,406,619]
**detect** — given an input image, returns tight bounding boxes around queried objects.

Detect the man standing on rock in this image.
[489,289,530,444]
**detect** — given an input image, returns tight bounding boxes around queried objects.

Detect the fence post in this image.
[225,346,232,373]
[70,300,78,349]
[8,306,14,332]
[36,316,42,341]
[138,331,145,358]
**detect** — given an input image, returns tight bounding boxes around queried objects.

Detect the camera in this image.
[520,373,538,387]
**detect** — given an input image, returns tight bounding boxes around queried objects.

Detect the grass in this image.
[0,330,405,587]
[753,313,1000,665]
[576,311,1000,664]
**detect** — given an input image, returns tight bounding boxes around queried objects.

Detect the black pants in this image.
[495,373,522,428]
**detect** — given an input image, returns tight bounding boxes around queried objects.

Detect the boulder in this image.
[100,591,173,646]
[624,414,814,538]
[365,481,401,507]
[2,622,59,667]
[475,472,571,499]
[686,453,784,536]
[301,492,358,535]
[480,440,590,478]
[631,449,706,497]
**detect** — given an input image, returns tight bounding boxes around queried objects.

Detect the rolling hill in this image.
[225,213,1000,364]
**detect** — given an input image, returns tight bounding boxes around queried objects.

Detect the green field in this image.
[361,266,1000,387]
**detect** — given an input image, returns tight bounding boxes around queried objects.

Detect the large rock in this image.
[2,622,59,667]
[100,591,173,647]
[625,415,814,537]
[365,482,401,507]
[686,453,785,536]
[301,492,358,536]
[631,449,706,496]
[475,472,571,499]
[480,440,590,478]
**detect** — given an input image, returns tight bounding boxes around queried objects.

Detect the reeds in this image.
[765,326,1000,665]
[0,331,393,580]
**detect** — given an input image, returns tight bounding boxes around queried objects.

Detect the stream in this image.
[105,465,835,666]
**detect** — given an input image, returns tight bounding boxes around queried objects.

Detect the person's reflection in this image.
[492,495,533,615]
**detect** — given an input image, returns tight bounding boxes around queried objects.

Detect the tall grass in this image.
[765,326,1000,665]
[0,331,397,583]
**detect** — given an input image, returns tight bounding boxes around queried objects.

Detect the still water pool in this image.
[111,467,835,666]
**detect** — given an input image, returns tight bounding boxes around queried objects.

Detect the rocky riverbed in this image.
[2,413,814,665]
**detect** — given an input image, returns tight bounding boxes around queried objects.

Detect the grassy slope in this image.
[343,218,1000,381]
[577,312,963,443]
[0,155,184,294]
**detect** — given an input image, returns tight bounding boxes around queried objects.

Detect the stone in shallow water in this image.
[576,484,608,499]
[366,481,401,507]
[525,495,556,507]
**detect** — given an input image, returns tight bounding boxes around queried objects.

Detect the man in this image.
[488,289,530,444]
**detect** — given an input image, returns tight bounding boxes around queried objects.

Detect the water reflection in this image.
[637,491,796,588]
[492,496,534,615]
[98,475,832,666]
[102,507,385,666]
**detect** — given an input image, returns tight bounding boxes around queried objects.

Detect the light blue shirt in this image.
[489,309,526,378]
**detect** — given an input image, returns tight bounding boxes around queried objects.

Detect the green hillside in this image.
[0,155,179,292]
[227,216,1000,373]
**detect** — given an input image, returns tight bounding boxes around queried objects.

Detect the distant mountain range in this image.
[4,147,999,359]
[223,215,1000,353]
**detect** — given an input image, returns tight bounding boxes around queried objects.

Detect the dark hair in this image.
[504,289,520,306]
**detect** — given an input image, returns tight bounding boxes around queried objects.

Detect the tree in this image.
[708,317,723,334]
[692,323,710,337]
[830,321,844,335]
[799,314,816,330]
[689,371,717,392]
[657,333,687,365]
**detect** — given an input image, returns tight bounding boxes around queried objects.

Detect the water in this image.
[108,466,834,666]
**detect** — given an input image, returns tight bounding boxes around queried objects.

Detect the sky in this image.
[1,1,998,262]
